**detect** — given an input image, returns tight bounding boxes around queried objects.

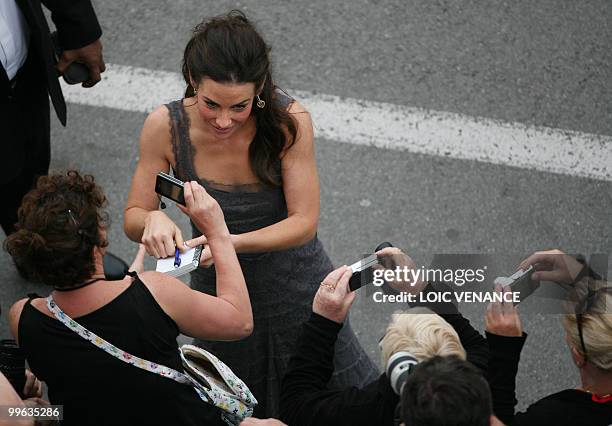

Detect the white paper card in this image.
[155,246,202,277]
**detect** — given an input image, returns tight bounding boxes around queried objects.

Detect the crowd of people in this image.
[2,173,610,426]
[1,2,611,426]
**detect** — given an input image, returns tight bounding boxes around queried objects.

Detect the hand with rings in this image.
[313,266,356,324]
[319,281,335,291]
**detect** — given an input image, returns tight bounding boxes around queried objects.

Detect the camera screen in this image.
[156,178,185,205]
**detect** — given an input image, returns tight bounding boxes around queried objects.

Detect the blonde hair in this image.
[562,279,612,371]
[379,307,466,366]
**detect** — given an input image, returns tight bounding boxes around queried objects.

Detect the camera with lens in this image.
[387,351,418,396]
[386,351,419,426]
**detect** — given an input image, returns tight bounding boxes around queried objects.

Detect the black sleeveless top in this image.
[18,277,224,426]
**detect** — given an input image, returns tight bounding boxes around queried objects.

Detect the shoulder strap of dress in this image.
[274,87,295,110]
[165,100,198,182]
[26,293,41,302]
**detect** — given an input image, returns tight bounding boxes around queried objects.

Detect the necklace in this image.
[53,277,104,292]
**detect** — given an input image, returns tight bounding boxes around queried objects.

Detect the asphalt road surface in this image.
[1,0,611,413]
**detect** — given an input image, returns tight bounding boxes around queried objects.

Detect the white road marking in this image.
[62,64,612,182]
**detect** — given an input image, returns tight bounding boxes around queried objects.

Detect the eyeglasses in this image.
[574,285,612,361]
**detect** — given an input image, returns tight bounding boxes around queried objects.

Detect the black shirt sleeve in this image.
[280,313,397,426]
[486,331,527,424]
[41,0,102,49]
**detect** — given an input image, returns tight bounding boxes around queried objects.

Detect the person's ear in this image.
[570,345,586,368]
[188,72,198,91]
[256,78,267,97]
[91,245,105,275]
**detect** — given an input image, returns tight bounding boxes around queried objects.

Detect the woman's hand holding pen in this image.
[141,210,185,259]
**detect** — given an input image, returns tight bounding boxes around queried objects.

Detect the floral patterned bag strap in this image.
[46,295,256,425]
[45,295,195,387]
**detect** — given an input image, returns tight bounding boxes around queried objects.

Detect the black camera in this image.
[0,339,26,398]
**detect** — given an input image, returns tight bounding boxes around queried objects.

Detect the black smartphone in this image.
[155,172,185,206]
[50,31,90,85]
[505,266,538,305]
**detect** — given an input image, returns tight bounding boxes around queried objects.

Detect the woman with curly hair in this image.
[6,171,252,426]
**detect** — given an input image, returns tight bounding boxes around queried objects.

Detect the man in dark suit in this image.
[0,0,105,234]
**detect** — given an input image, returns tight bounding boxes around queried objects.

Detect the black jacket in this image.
[2,0,102,125]
[487,261,612,425]
[487,332,612,425]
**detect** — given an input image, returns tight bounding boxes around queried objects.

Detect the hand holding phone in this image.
[51,31,90,85]
[177,181,229,243]
[348,242,394,292]
[485,285,523,336]
[348,254,379,292]
[494,266,539,305]
[314,266,356,323]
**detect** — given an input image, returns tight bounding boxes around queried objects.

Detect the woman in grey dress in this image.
[124,10,378,416]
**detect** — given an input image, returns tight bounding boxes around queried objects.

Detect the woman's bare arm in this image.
[140,235,253,340]
[142,181,253,340]
[195,101,320,255]
[124,106,186,257]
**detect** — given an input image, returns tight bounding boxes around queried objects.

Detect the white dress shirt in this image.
[0,0,29,80]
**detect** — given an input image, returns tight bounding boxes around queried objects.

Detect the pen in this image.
[174,247,181,268]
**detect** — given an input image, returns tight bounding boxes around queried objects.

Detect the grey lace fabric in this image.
[165,92,379,417]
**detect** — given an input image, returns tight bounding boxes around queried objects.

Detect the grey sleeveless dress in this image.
[165,93,378,417]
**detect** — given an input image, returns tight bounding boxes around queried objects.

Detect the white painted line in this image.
[62,64,612,182]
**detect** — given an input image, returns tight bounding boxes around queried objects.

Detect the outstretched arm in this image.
[142,182,253,340]
[485,286,527,425]
[280,268,391,426]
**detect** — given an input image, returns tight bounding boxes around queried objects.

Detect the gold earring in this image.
[256,94,265,108]
[193,86,198,95]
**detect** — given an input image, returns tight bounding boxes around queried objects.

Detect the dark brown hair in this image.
[182,10,297,186]
[4,171,109,288]
[401,356,492,426]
